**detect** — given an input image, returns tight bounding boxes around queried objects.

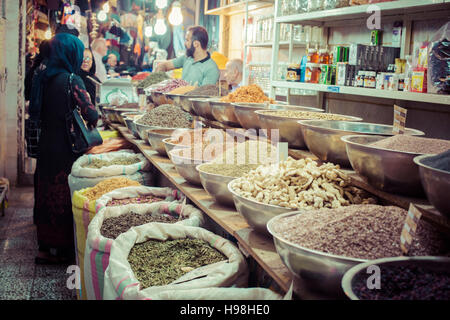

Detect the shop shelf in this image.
[206,0,274,16]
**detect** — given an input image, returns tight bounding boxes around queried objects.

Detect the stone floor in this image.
[0,186,77,300]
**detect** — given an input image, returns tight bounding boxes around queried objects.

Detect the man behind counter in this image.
[155,26,220,86]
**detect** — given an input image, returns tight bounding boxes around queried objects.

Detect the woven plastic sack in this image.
[103,223,249,300]
[148,287,282,300]
[94,185,185,214]
[84,200,205,300]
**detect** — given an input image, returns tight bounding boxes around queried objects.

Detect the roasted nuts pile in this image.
[231,157,376,209]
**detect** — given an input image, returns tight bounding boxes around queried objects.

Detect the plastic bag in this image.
[103,223,249,300]
[85,200,205,300]
[428,22,450,94]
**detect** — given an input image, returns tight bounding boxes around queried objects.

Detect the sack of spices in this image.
[84,200,205,300]
[103,223,249,300]
[68,150,154,196]
[71,177,143,300]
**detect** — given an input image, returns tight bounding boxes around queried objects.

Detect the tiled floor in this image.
[0,186,77,300]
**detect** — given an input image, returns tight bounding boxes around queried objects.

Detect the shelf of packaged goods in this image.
[275,0,448,26]
[107,122,293,293]
[206,0,274,16]
[271,81,450,105]
[245,41,306,48]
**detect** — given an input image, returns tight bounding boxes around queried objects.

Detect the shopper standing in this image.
[33,33,99,264]
[224,59,243,91]
[90,37,108,82]
[80,48,101,104]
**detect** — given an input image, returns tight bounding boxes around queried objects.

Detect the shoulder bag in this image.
[65,73,103,154]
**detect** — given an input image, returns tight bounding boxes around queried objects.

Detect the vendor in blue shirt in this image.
[155,26,220,86]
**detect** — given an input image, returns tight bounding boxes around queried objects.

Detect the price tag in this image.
[393,104,407,134]
[277,142,289,162]
[400,203,422,255]
[327,86,340,93]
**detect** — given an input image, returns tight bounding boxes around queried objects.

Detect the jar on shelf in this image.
[319,49,330,64]
[305,63,321,84]
[307,48,319,63]
[364,71,376,89]
[356,71,365,87]
[287,64,301,82]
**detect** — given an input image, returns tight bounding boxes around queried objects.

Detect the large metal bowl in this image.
[342,256,450,300]
[414,154,450,217]
[267,211,366,300]
[256,109,357,149]
[180,94,209,115]
[102,106,119,123]
[114,107,141,125]
[341,134,426,197]
[162,137,191,161]
[133,120,164,141]
[169,149,210,186]
[190,97,215,120]
[228,179,295,235]
[234,103,324,130]
[147,128,187,156]
[196,163,236,207]
[209,99,241,127]
[163,93,181,106]
[300,120,425,168]
[124,114,142,139]
[151,91,170,106]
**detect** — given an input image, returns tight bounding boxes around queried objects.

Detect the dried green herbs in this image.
[82,156,141,169]
[128,238,227,289]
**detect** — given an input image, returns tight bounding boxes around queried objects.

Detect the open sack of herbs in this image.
[103,223,248,300]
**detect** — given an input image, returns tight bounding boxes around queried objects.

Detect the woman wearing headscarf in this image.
[80,48,101,104]
[33,33,99,264]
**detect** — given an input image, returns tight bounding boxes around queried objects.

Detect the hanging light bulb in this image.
[98,10,107,22]
[44,28,52,40]
[168,1,183,26]
[102,2,110,13]
[154,18,167,35]
[145,25,153,38]
[155,0,168,9]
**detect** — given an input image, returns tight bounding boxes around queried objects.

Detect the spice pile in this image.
[186,84,229,97]
[83,177,141,202]
[220,84,275,103]
[167,128,228,146]
[199,163,260,178]
[213,140,278,165]
[168,85,196,95]
[136,72,169,89]
[422,149,450,172]
[100,211,179,240]
[136,104,193,128]
[271,204,450,260]
[128,238,227,289]
[81,156,141,169]
[352,264,450,300]
[231,157,376,209]
[258,110,353,121]
[106,195,164,207]
[370,135,450,154]
[154,79,190,93]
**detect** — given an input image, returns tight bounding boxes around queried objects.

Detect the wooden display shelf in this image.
[107,122,294,292]
[206,0,274,16]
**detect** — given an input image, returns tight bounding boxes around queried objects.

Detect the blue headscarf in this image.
[29,33,85,121]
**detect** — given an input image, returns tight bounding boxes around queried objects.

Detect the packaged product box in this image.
[336,63,348,86]
[411,70,428,93]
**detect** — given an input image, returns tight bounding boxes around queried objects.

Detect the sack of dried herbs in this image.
[103,224,248,300]
[84,200,205,300]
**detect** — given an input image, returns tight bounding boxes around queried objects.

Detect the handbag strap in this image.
[66,72,77,114]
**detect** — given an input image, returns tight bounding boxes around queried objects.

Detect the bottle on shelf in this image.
[319,48,330,64]
[307,47,319,63]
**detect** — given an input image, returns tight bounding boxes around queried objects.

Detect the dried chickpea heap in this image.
[231,157,376,210]
[220,84,275,103]
[82,177,141,202]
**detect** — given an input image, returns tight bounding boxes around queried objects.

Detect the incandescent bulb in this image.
[168,2,183,26]
[145,25,153,38]
[154,18,167,35]
[44,28,52,40]
[102,2,110,13]
[155,0,167,9]
[98,10,107,22]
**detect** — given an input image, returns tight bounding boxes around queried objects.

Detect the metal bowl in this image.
[190,97,215,120]
[209,99,241,127]
[414,154,450,217]
[124,114,142,139]
[267,211,366,299]
[169,149,210,186]
[102,106,119,123]
[163,93,182,106]
[342,256,450,300]
[151,91,170,106]
[301,120,424,168]
[147,128,184,156]
[133,120,165,141]
[114,107,141,125]
[97,103,109,118]
[196,163,236,207]
[234,103,323,130]
[180,94,209,114]
[162,137,191,161]
[228,179,295,235]
[255,109,349,149]
[341,134,426,197]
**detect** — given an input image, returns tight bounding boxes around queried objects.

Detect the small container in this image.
[398,75,405,91]
[319,49,330,64]
[356,71,365,87]
[307,48,319,63]
[305,63,321,84]
[364,71,376,88]
[286,64,301,82]
[403,77,411,92]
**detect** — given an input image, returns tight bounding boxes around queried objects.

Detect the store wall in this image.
[0,0,26,186]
